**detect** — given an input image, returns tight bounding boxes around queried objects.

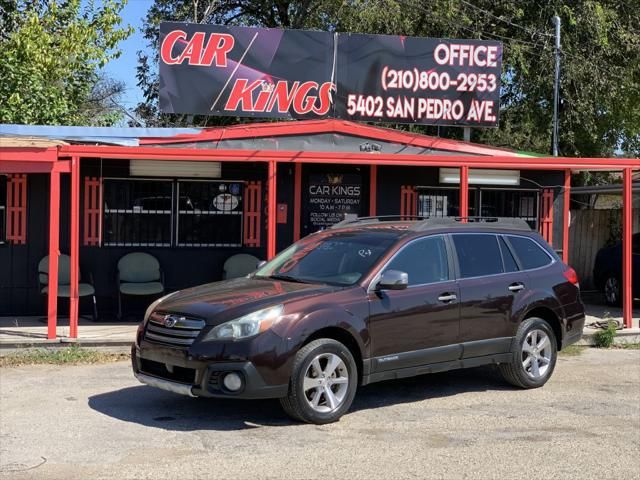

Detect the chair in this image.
[117,252,164,320]
[223,253,261,279]
[38,254,98,321]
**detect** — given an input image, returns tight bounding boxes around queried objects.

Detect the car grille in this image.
[143,312,206,348]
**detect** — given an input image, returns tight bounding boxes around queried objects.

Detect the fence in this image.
[568,209,639,290]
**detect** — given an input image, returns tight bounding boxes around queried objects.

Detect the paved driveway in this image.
[1,349,639,479]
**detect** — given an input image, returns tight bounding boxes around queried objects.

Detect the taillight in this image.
[563,266,579,286]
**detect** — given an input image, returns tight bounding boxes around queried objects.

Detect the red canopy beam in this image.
[622,168,634,329]
[58,146,639,170]
[47,170,61,340]
[69,156,80,338]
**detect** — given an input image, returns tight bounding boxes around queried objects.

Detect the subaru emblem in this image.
[163,315,179,328]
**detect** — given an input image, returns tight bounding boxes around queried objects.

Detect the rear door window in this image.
[506,236,553,270]
[452,234,503,278]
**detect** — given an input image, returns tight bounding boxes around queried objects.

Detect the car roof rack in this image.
[330,215,429,229]
[330,215,532,231]
[410,217,532,231]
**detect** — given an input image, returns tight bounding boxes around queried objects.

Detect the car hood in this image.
[154,276,341,325]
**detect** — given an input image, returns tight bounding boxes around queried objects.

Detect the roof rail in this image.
[330,215,428,229]
[411,217,532,231]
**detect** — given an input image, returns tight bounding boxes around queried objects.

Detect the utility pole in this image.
[552,16,561,156]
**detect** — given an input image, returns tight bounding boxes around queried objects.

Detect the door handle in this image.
[438,293,457,302]
[508,282,525,292]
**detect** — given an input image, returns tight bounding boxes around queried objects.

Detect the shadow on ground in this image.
[88,366,512,431]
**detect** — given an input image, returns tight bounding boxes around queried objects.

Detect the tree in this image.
[133,0,640,158]
[0,0,133,126]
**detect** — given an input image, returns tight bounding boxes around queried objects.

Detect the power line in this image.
[457,0,554,39]
[392,0,551,51]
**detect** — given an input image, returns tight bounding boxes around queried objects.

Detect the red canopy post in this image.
[369,165,378,216]
[562,170,571,264]
[459,166,469,220]
[69,156,80,338]
[267,160,277,259]
[293,163,302,242]
[47,170,61,340]
[622,168,634,329]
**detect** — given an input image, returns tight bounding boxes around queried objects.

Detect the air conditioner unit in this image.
[129,160,221,178]
[439,168,520,186]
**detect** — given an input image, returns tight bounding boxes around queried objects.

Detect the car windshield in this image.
[254,230,399,286]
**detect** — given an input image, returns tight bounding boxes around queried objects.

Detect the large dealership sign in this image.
[159,22,502,127]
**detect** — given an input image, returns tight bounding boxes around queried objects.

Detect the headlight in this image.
[144,291,178,322]
[206,305,284,340]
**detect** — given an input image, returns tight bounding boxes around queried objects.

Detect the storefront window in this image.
[103,179,173,246]
[101,178,243,247]
[176,181,243,247]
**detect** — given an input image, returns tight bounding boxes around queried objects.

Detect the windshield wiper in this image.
[267,274,314,284]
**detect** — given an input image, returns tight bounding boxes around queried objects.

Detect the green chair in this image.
[38,254,98,321]
[223,253,261,280]
[117,252,164,320]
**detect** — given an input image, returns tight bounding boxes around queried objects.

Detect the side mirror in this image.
[256,260,267,269]
[376,270,409,290]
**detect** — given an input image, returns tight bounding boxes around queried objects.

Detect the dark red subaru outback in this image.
[132,217,585,424]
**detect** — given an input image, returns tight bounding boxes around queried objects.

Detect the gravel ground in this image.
[1,348,639,480]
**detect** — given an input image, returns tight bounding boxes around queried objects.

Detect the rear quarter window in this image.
[507,236,553,270]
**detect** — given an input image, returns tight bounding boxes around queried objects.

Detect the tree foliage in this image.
[0,0,132,126]
[134,0,639,158]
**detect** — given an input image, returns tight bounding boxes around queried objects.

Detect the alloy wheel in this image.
[303,353,349,413]
[604,277,619,305]
[521,329,553,380]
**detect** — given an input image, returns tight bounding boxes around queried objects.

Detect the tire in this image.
[603,274,622,307]
[498,317,558,389]
[280,338,358,424]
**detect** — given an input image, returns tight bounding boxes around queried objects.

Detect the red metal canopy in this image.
[0,119,637,338]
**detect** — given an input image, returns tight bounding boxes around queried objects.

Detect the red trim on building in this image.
[539,188,554,244]
[83,177,102,246]
[400,185,417,219]
[243,181,262,247]
[6,174,27,244]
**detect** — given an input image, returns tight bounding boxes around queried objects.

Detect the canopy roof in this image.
[1,119,529,156]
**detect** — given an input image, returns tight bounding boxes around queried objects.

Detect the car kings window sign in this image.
[159,22,335,119]
[159,22,502,127]
[306,174,362,230]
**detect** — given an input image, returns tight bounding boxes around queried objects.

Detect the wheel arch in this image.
[523,306,563,350]
[303,327,364,384]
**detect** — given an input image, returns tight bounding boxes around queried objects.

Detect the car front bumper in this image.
[131,344,288,399]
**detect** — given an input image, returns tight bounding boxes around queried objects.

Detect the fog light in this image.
[222,372,243,392]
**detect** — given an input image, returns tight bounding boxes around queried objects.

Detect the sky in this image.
[98,0,155,111]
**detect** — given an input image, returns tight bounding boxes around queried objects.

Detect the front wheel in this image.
[498,317,557,389]
[280,338,358,424]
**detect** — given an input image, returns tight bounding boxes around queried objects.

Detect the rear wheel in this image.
[498,317,557,389]
[604,275,621,306]
[280,338,358,424]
